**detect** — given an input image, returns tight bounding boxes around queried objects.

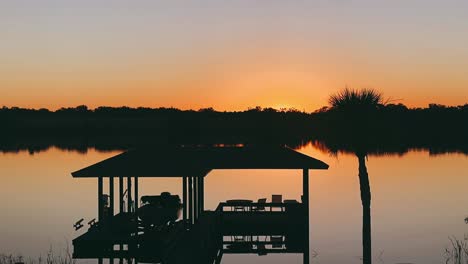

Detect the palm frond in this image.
[328,88,384,111]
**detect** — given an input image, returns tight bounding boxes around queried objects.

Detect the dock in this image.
[73,203,308,263]
[70,146,329,264]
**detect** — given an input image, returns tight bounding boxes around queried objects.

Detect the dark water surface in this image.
[1,144,467,263]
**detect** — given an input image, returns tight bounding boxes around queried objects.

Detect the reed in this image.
[444,236,468,264]
[0,244,75,264]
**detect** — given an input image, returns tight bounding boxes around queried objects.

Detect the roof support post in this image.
[134,176,139,211]
[127,176,132,213]
[98,176,104,222]
[302,168,310,264]
[194,176,198,221]
[134,176,139,227]
[109,177,114,217]
[199,176,204,215]
[134,176,139,251]
[183,176,187,225]
[118,176,124,252]
[119,176,124,213]
[188,176,193,226]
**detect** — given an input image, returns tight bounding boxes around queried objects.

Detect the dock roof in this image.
[72,145,329,178]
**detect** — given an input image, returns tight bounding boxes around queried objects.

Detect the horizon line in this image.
[2,102,468,114]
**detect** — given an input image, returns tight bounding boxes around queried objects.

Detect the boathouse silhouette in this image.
[71,145,329,264]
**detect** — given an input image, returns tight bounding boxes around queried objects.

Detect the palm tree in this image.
[328,88,384,264]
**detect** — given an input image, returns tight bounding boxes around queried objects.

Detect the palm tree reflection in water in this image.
[326,88,386,264]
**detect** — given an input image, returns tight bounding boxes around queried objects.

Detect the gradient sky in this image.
[1,0,467,111]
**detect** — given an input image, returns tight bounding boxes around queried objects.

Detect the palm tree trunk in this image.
[358,154,372,264]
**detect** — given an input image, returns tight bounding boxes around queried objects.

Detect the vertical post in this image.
[119,176,124,213]
[134,176,139,210]
[134,176,139,254]
[108,178,115,264]
[110,177,115,216]
[98,176,103,222]
[194,176,198,221]
[303,169,310,264]
[118,176,124,255]
[188,176,193,225]
[106,177,113,264]
[127,176,132,213]
[198,177,200,217]
[183,176,187,224]
[199,177,204,215]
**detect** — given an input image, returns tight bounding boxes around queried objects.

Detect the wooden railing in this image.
[216,202,302,212]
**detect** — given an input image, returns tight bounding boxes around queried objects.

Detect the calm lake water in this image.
[1,144,467,264]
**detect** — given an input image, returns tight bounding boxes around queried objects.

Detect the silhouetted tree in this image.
[0,100,466,154]
[328,88,385,264]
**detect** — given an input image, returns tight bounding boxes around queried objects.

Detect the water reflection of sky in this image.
[0,146,467,263]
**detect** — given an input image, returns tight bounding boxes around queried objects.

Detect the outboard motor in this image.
[138,192,182,230]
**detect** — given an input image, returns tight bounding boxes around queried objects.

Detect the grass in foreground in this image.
[0,245,75,264]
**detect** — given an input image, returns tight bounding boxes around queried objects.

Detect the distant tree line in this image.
[312,102,468,155]
[0,103,467,154]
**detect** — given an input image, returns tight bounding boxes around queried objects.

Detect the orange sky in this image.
[1,2,467,111]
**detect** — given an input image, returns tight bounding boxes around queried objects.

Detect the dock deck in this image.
[73,203,308,263]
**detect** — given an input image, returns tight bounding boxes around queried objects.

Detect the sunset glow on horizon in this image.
[1,1,467,111]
